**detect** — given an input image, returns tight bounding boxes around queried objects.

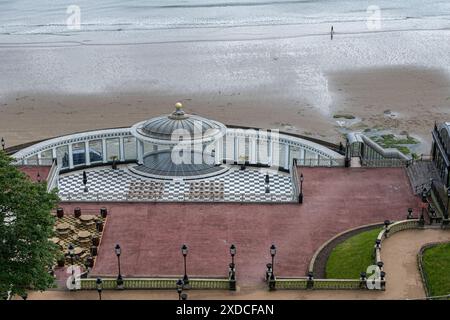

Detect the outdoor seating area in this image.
[127,181,165,200]
[187,181,225,200]
[51,207,107,271]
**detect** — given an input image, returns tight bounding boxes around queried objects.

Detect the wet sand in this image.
[1,66,449,153]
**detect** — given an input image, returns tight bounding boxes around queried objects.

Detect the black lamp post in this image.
[299,174,304,203]
[96,278,103,300]
[37,172,41,183]
[230,244,236,265]
[115,244,123,288]
[83,171,88,192]
[384,220,390,237]
[176,279,184,300]
[360,272,366,281]
[68,244,75,286]
[375,239,381,249]
[181,244,189,285]
[1,137,5,150]
[407,208,413,219]
[270,244,276,276]
[377,261,384,270]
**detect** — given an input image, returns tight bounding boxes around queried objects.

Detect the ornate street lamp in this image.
[1,137,5,150]
[176,279,184,300]
[270,244,276,276]
[384,220,390,236]
[407,208,413,219]
[375,239,381,249]
[230,244,236,266]
[299,174,304,203]
[377,261,384,270]
[96,278,103,300]
[68,243,75,286]
[83,171,88,192]
[181,244,189,285]
[115,244,123,289]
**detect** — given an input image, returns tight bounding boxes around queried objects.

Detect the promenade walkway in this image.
[23,228,450,300]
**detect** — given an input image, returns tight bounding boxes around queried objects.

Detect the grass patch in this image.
[422,243,450,298]
[325,228,382,279]
[371,134,419,155]
[333,114,356,120]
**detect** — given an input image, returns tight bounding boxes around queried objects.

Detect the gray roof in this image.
[135,104,225,142]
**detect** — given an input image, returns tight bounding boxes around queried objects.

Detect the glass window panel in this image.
[72,142,86,166]
[26,155,39,165]
[144,141,154,154]
[89,140,103,163]
[106,138,120,161]
[40,149,53,165]
[257,140,269,164]
[124,137,137,160]
[56,145,69,168]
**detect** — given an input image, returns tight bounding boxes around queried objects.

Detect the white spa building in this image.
[11,103,345,203]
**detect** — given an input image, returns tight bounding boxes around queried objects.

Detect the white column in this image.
[271,141,280,168]
[37,152,42,165]
[234,136,239,163]
[315,153,320,166]
[52,148,57,160]
[250,137,257,164]
[300,148,306,166]
[268,140,273,166]
[102,138,107,163]
[137,140,144,165]
[215,139,221,165]
[119,137,125,162]
[85,141,91,166]
[284,144,290,170]
[68,144,74,169]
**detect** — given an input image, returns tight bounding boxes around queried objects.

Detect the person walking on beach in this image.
[331,25,334,40]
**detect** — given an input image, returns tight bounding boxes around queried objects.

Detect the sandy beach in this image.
[1,65,449,154]
[1,1,450,154]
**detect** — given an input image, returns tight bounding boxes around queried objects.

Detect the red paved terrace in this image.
[60,167,419,287]
[18,165,51,183]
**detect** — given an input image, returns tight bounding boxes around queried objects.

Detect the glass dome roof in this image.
[131,103,226,144]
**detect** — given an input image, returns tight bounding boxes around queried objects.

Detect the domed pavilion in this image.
[129,103,227,179]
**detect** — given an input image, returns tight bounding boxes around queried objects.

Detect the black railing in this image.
[431,179,448,218]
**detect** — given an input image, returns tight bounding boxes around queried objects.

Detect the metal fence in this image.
[79,277,230,290]
[296,158,345,167]
[361,158,408,167]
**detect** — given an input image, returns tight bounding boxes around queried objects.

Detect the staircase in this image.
[406,160,441,194]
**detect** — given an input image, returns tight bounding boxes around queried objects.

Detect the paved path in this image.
[24,228,450,300]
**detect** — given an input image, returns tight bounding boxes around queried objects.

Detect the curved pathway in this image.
[24,228,450,300]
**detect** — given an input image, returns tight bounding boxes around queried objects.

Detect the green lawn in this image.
[325,228,381,279]
[422,243,450,298]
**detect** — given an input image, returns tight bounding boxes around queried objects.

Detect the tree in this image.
[0,151,59,298]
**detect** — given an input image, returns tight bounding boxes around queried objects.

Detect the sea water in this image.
[0,1,449,104]
[0,0,449,40]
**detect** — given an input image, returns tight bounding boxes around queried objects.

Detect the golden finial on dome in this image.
[170,101,186,119]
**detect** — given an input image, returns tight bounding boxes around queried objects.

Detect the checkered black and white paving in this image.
[58,166,294,203]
